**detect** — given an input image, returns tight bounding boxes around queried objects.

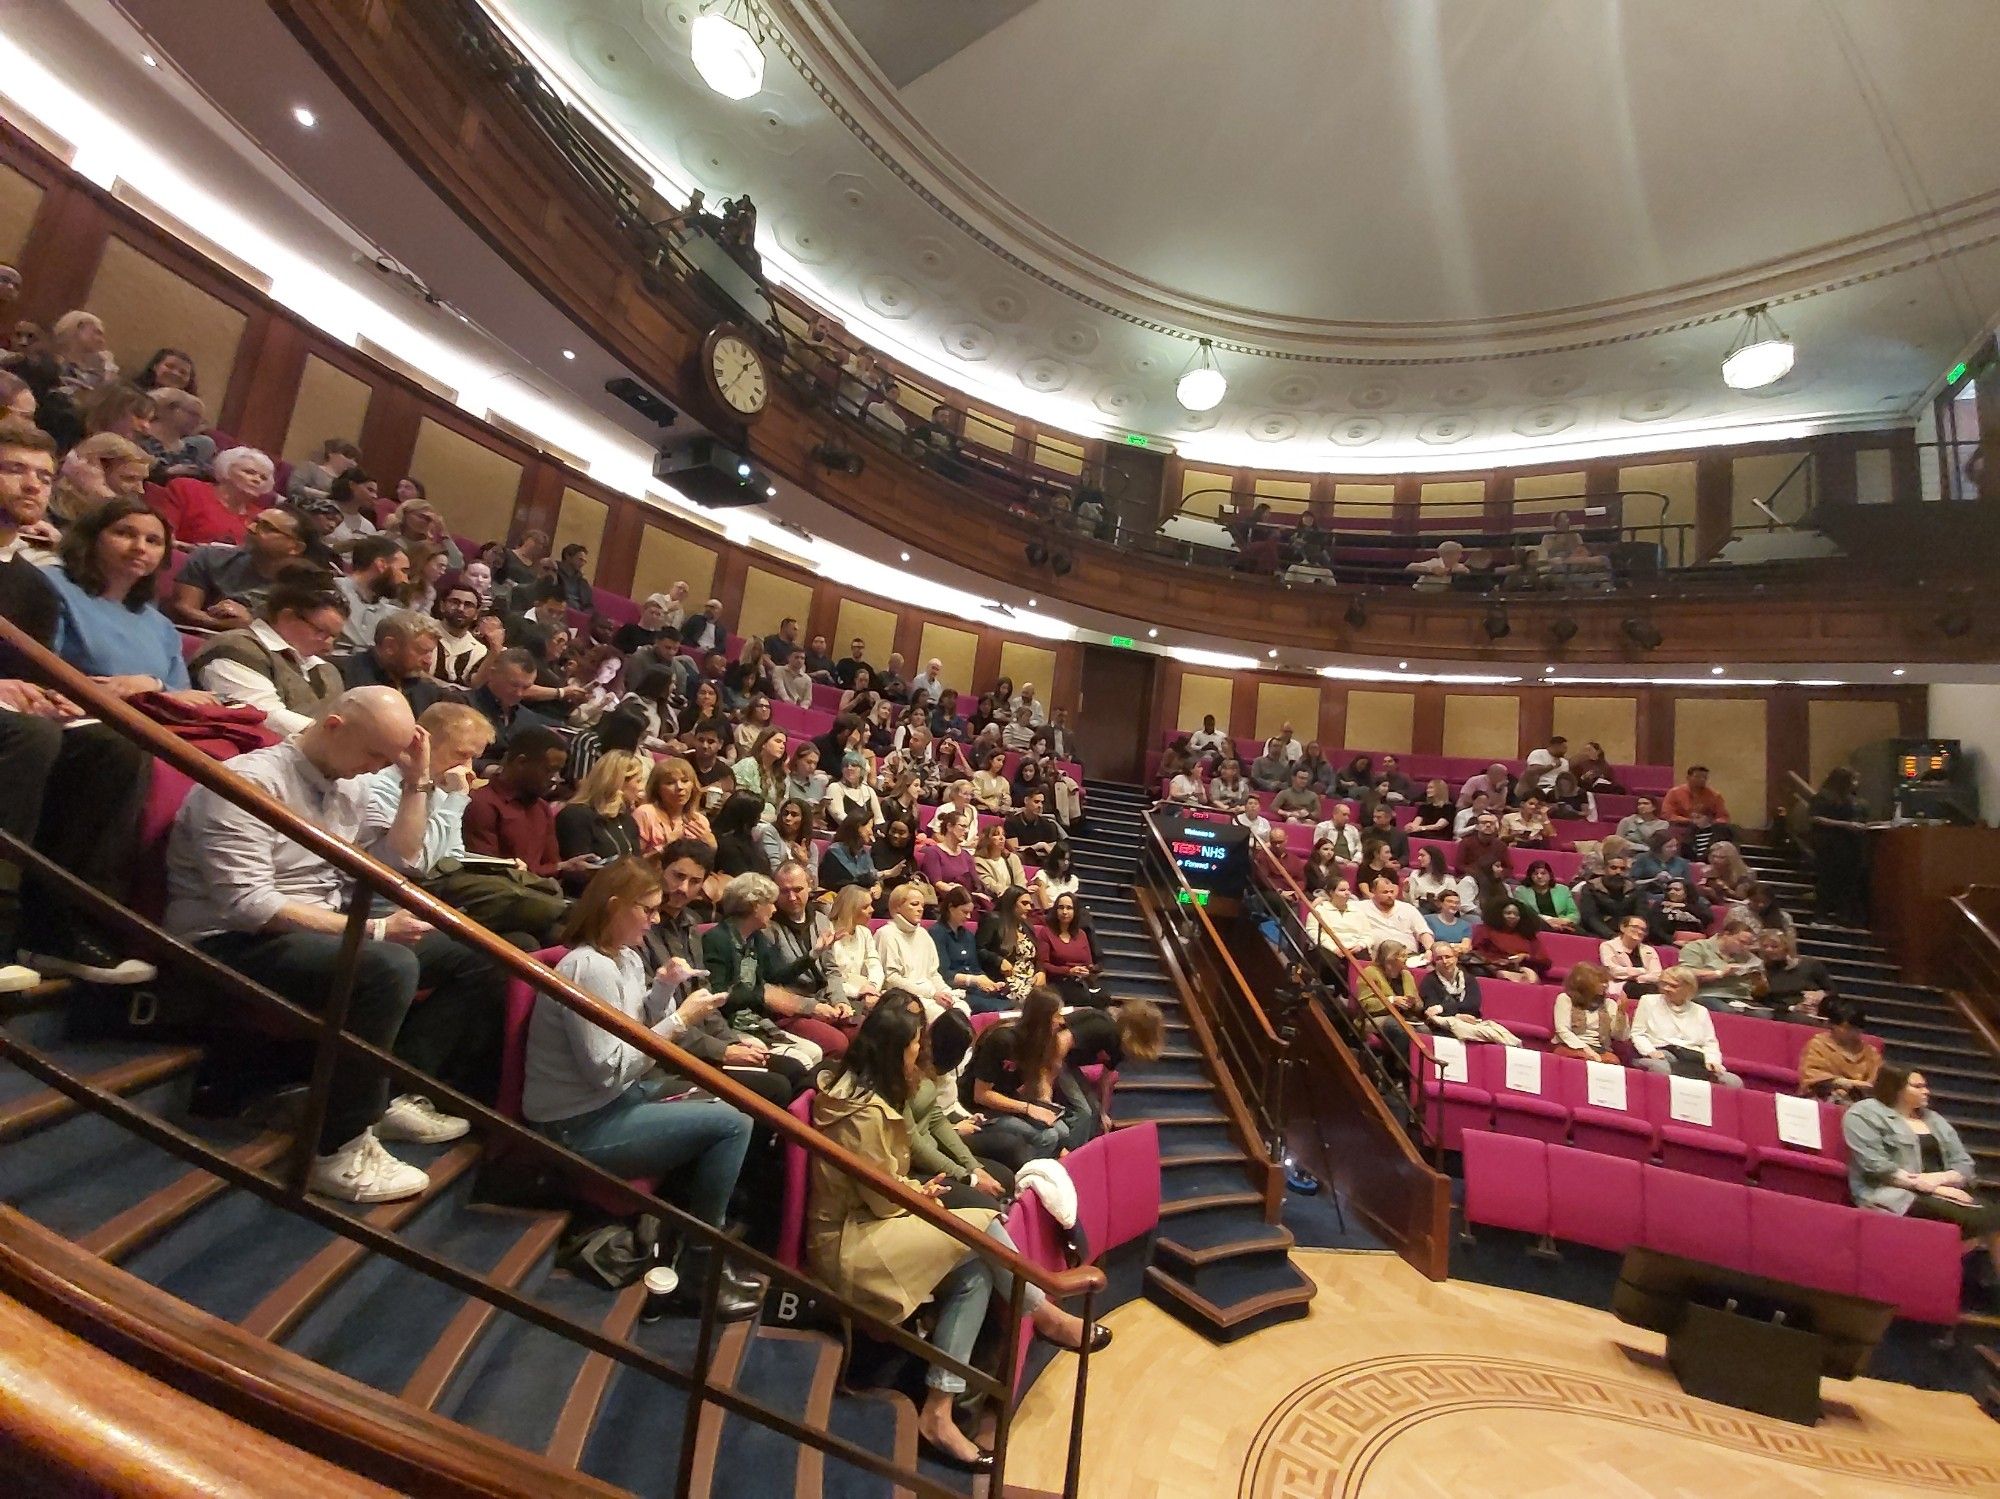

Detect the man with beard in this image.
[1577,853,1644,938]
[432,578,496,687]
[335,535,410,650]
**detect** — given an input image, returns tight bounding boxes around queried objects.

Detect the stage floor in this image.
[1010,1250,2000,1497]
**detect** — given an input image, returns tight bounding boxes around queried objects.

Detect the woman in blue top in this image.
[1630,830,1692,892]
[46,497,209,703]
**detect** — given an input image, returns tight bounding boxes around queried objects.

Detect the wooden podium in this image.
[1868,825,2000,985]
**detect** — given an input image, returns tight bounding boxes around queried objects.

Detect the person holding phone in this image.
[524,856,760,1320]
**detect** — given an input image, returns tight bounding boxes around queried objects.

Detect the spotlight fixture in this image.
[1025,541,1049,567]
[1550,616,1579,646]
[1050,551,1073,577]
[1174,337,1227,412]
[899,551,910,562]
[1343,598,1368,629]
[1267,649,1279,660]
[1620,616,1664,651]
[1148,628,1159,638]
[691,0,765,99]
[1721,303,1795,390]
[291,105,318,129]
[1892,668,1906,677]
[807,442,864,476]
[140,51,159,68]
[561,349,576,361]
[1710,665,1725,676]
[1482,606,1511,641]
[1938,609,1973,639]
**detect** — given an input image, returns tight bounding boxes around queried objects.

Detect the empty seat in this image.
[777,1089,817,1269]
[1747,1192,1860,1298]
[1414,1039,1494,1151]
[1098,1122,1162,1252]
[1854,1211,1964,1325]
[1462,1130,1549,1235]
[1546,1143,1645,1253]
[1569,1068,1660,1162]
[1489,1047,1573,1145]
[1651,1080,1753,1182]
[1642,1165,1750,1270]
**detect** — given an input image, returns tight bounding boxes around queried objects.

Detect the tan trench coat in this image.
[807,1076,998,1324]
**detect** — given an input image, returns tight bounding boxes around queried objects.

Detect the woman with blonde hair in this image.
[823,884,884,1011]
[1699,841,1756,907]
[402,540,452,615]
[634,756,713,855]
[555,749,648,871]
[972,822,1026,902]
[51,431,149,525]
[52,309,115,394]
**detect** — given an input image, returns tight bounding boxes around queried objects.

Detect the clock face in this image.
[709,333,768,416]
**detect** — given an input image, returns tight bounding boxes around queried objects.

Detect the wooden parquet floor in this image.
[1009,1251,2000,1498]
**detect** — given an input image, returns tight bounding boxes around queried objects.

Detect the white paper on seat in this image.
[1668,1074,1713,1126]
[1774,1093,1823,1150]
[1430,1035,1468,1084]
[1503,1046,1543,1094]
[1585,1060,1628,1111]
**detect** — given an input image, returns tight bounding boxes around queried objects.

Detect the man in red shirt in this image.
[1661,764,1731,829]
[461,725,595,882]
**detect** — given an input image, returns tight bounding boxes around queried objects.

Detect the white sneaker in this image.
[26,944,156,986]
[308,1129,430,1203]
[377,1093,471,1144]
[0,963,42,994]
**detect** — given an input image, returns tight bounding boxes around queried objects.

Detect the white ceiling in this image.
[494,0,2000,468]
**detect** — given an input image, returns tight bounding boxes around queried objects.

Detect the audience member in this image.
[1807,766,1872,926]
[1678,916,1763,1010]
[45,497,206,702]
[526,857,758,1319]
[703,871,847,1062]
[1472,897,1552,983]
[1454,811,1510,879]
[1629,967,1743,1085]
[1844,1066,2000,1283]
[165,686,502,1201]
[1798,998,1880,1102]
[1598,913,1662,1000]
[338,610,457,716]
[1755,928,1834,1020]
[1550,962,1622,1064]
[463,726,593,883]
[1355,940,1421,1062]
[167,505,319,629]
[1616,794,1667,847]
[1417,945,1518,1045]
[190,568,347,732]
[1576,853,1643,938]
[1661,764,1730,830]
[1036,893,1103,1008]
[1513,859,1578,930]
[286,437,360,510]
[334,535,410,650]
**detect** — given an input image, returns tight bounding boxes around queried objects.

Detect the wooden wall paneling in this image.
[1254,679,1323,743]
[806,579,843,654]
[835,597,899,668]
[1049,641,1082,720]
[1174,671,1233,735]
[736,563,815,649]
[1345,690,1416,753]
[84,235,248,409]
[1486,470,1514,536]
[971,629,1004,699]
[403,415,524,547]
[1441,692,1520,761]
[1228,674,1259,745]
[595,498,646,599]
[1636,688,1674,771]
[12,179,107,325]
[711,546,750,631]
[1693,452,1733,561]
[0,157,46,260]
[357,385,423,497]
[510,461,564,544]
[1766,687,1811,818]
[550,485,610,574]
[282,353,374,468]
[1411,685,1447,755]
[996,641,1057,704]
[1518,691,1555,759]
[1317,682,1346,756]
[221,313,308,455]
[1672,696,1768,829]
[1551,694,1640,767]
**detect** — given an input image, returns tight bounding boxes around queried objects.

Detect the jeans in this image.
[928,1218,1043,1394]
[536,1077,751,1226]
[199,929,507,1152]
[1633,1056,1744,1088]
[0,714,147,948]
[966,1071,1098,1170]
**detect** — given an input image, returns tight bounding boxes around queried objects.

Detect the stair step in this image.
[573,1309,709,1490]
[0,1042,204,1141]
[542,1280,648,1470]
[820,1387,917,1499]
[710,1327,835,1499]
[1155,1212,1295,1268]
[1116,1055,1209,1084]
[1143,1257,1315,1342]
[1154,1123,1246,1158]
[1117,1089,1234,1120]
[78,1130,292,1262]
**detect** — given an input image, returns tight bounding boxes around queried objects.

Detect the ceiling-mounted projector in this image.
[652,436,773,509]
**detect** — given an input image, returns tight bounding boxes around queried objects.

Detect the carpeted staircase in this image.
[1075,781,1315,1340]
[0,991,1008,1498]
[1737,835,2000,1177]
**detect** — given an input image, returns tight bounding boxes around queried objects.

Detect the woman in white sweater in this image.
[1629,967,1744,1086]
[873,881,960,1019]
[823,885,884,1012]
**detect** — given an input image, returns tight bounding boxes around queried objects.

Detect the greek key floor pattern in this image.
[1011,1252,2000,1497]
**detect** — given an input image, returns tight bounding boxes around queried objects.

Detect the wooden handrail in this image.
[0,616,1099,1300]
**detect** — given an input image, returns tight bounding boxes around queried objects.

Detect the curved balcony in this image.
[265,0,1996,667]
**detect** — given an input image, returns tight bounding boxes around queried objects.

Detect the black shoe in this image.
[918,1431,995,1474]
[26,930,155,986]
[655,1247,762,1322]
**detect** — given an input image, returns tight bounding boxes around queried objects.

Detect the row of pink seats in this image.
[1467,980,1852,1093]
[1461,1130,1962,1324]
[1423,1043,1851,1200]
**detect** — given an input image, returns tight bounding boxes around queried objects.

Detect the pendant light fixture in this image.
[1721,304,1795,390]
[691,0,765,100]
[1174,337,1227,412]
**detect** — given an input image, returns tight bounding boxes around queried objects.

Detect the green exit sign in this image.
[1123,433,1150,446]
[1176,889,1210,906]
[1107,634,1135,648]
[1948,361,1969,385]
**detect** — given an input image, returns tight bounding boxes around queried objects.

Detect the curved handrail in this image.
[0,616,1100,1300]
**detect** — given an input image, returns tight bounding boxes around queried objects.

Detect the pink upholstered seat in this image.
[1488,1046,1573,1145]
[1547,1143,1645,1252]
[1462,1130,1548,1235]
[1651,1081,1753,1182]
[1099,1122,1162,1250]
[1855,1211,1963,1324]
[1414,1039,1494,1151]
[1747,1192,1860,1297]
[777,1089,817,1270]
[1569,1068,1660,1162]
[1642,1165,1750,1268]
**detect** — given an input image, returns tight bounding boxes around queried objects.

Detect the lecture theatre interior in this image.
[4,2,2000,1494]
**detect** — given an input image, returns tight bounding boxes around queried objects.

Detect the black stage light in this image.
[1025,541,1049,566]
[1938,609,1973,639]
[1482,606,1511,640]
[808,442,864,476]
[1621,616,1664,651]
[1344,598,1368,628]
[1550,616,1579,645]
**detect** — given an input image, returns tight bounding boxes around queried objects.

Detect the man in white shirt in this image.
[1355,871,1433,967]
[335,535,411,651]
[1312,803,1363,863]
[166,687,504,1204]
[1453,789,1494,838]
[1457,763,1514,810]
[190,574,348,735]
[1629,967,1743,1086]
[1274,722,1304,763]
[769,646,814,707]
[1523,735,1569,796]
[1010,683,1047,726]
[908,657,946,704]
[1187,714,1228,763]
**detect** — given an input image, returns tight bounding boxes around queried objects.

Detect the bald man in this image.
[165,686,507,1205]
